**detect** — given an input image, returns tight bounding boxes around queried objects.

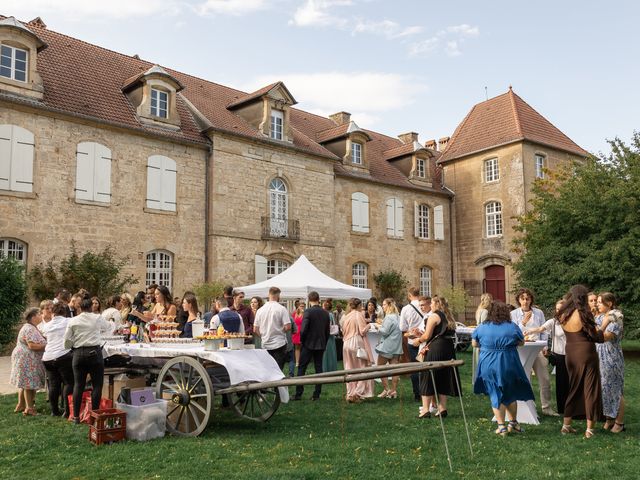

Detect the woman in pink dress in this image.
[341,298,374,403]
[291,301,305,369]
[10,307,47,416]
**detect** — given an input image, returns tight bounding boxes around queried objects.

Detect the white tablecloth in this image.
[104,343,288,402]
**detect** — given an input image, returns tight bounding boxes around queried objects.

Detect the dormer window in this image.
[351,142,362,165]
[270,109,284,140]
[416,158,426,178]
[151,89,168,118]
[0,45,27,82]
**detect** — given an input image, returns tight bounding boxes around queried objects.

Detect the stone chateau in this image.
[0,16,588,318]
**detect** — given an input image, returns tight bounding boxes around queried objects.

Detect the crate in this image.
[115,400,168,442]
[89,408,127,431]
[89,425,126,445]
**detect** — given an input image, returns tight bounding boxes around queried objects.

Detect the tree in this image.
[513,133,640,337]
[439,284,470,320]
[0,256,28,351]
[192,281,225,312]
[27,242,137,301]
[373,269,408,303]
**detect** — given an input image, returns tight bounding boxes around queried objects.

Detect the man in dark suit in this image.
[293,291,330,401]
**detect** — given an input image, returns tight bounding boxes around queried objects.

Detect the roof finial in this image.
[509,85,513,91]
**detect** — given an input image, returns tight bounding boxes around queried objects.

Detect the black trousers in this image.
[267,344,289,370]
[43,351,74,417]
[407,344,420,397]
[295,347,325,399]
[71,346,104,418]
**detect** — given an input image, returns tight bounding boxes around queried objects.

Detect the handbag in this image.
[356,347,369,360]
[330,324,339,336]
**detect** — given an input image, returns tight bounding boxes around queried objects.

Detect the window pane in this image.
[0,66,10,78]
[15,49,26,61]
[0,45,11,57]
[0,55,11,68]
[14,70,26,82]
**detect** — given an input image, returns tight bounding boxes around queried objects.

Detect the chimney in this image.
[425,139,437,150]
[329,111,351,126]
[438,136,450,151]
[398,132,419,145]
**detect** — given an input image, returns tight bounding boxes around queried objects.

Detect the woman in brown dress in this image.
[556,285,604,438]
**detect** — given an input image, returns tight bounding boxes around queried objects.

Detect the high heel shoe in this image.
[603,419,614,430]
[495,423,508,437]
[434,409,448,418]
[611,423,626,433]
[585,428,595,439]
[417,408,431,419]
[561,424,576,434]
[377,390,389,398]
[386,390,397,399]
[508,420,523,433]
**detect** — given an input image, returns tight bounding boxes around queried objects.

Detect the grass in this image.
[1,351,638,480]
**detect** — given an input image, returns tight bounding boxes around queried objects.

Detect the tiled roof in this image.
[315,120,370,143]
[439,88,588,162]
[383,140,431,161]
[226,81,297,109]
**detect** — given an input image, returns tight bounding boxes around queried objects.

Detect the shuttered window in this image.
[0,124,34,193]
[419,267,432,297]
[351,192,370,233]
[433,205,444,240]
[386,197,404,238]
[146,155,177,212]
[75,142,111,203]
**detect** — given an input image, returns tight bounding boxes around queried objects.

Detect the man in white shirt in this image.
[254,286,292,369]
[510,288,557,416]
[399,287,424,401]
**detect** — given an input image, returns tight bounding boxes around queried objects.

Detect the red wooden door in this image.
[484,265,506,302]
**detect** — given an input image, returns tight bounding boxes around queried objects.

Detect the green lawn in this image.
[1,352,637,480]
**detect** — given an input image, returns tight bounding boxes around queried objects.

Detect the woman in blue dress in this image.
[595,292,625,433]
[472,301,535,436]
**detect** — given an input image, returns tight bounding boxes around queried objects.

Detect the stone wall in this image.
[0,105,208,296]
[334,176,453,296]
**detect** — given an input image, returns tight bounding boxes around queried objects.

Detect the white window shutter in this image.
[146,155,162,209]
[414,201,419,238]
[434,205,444,240]
[386,198,394,235]
[75,142,94,201]
[161,156,177,212]
[93,143,112,203]
[360,194,369,233]
[10,126,34,193]
[255,254,268,283]
[0,125,11,190]
[351,193,361,231]
[395,199,404,237]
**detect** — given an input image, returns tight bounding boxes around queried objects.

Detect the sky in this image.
[3,0,639,157]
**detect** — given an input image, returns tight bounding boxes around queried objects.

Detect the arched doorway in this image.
[484,265,505,302]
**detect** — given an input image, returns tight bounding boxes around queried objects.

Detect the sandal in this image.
[22,407,38,417]
[611,423,626,433]
[508,420,523,433]
[603,419,614,430]
[14,405,25,413]
[561,424,577,434]
[495,423,508,437]
[585,428,595,439]
[386,390,397,399]
[434,409,448,418]
[417,408,431,419]
[377,390,389,398]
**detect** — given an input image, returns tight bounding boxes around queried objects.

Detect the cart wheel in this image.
[156,356,213,436]
[228,384,281,422]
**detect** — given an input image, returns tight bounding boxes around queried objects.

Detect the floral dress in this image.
[595,312,625,418]
[10,323,46,389]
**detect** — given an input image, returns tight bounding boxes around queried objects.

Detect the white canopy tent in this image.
[237,255,372,300]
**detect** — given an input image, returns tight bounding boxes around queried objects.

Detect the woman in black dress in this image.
[411,295,461,419]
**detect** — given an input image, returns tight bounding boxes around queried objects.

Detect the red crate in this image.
[89,408,126,431]
[89,426,126,445]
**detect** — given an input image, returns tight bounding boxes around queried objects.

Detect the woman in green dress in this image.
[322,299,338,372]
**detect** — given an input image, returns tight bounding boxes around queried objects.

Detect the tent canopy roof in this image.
[237,255,372,300]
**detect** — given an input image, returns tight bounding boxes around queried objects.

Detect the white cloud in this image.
[410,23,479,57]
[445,40,461,57]
[196,0,271,16]
[288,0,353,28]
[447,24,479,36]
[243,72,427,127]
[408,37,439,56]
[352,18,422,39]
[2,0,181,20]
